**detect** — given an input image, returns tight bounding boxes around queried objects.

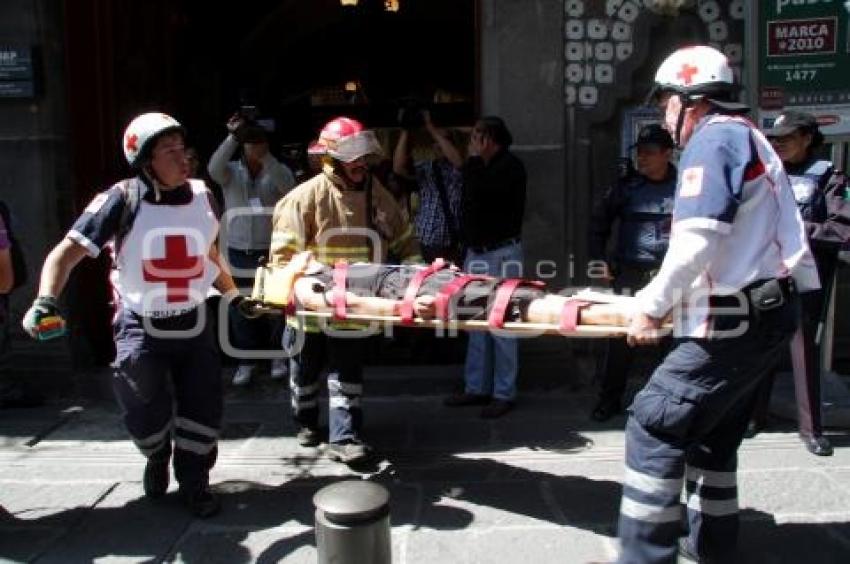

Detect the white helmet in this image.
[122,112,184,166]
[651,45,747,111]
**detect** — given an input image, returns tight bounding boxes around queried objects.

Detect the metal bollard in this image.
[313,480,391,564]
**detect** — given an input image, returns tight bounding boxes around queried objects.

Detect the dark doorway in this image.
[63,0,479,365]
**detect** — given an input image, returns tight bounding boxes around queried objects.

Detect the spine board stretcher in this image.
[250,262,645,338]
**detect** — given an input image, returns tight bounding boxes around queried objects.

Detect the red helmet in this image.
[308,117,382,162]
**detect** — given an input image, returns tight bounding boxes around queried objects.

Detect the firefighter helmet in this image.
[308,117,382,162]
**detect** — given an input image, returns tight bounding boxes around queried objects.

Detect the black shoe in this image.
[143,458,169,498]
[444,392,490,407]
[181,486,221,518]
[480,399,514,419]
[801,433,833,456]
[296,426,321,447]
[327,440,370,464]
[590,399,621,422]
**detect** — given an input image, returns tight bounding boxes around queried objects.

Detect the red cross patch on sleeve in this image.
[679,166,704,198]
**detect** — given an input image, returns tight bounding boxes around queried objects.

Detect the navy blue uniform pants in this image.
[617,293,798,564]
[112,306,223,492]
[286,328,365,444]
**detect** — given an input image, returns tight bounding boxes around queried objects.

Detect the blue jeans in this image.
[462,241,523,401]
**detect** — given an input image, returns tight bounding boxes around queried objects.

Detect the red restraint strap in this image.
[487,279,546,329]
[559,299,592,333]
[400,258,448,324]
[435,275,490,321]
[333,261,349,320]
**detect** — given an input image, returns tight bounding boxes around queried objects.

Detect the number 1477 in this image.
[785,70,817,82]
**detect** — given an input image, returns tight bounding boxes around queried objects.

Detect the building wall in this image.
[0,0,74,377]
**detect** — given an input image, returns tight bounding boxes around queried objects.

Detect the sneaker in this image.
[231,364,254,387]
[480,399,514,419]
[143,458,170,498]
[443,392,490,407]
[270,358,288,380]
[181,486,221,519]
[327,440,370,464]
[296,426,321,447]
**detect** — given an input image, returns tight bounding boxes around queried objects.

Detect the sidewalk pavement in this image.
[2,364,850,563]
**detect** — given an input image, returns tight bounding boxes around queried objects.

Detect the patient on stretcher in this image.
[250,252,637,332]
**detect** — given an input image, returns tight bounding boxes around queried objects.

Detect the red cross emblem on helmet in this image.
[308,116,382,163]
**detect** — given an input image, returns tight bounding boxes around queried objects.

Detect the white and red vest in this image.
[111,180,220,317]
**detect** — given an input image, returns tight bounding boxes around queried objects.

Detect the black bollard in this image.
[313,480,391,564]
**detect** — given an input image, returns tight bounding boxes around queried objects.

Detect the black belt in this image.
[469,237,520,254]
[710,278,795,312]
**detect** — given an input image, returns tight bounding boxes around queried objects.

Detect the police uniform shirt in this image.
[637,115,819,336]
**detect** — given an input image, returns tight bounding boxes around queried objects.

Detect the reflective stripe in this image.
[686,494,739,516]
[685,466,737,489]
[292,397,319,410]
[175,417,219,439]
[271,231,301,245]
[174,436,216,455]
[624,466,683,497]
[328,380,363,395]
[330,396,362,409]
[290,381,320,397]
[620,497,682,524]
[134,422,172,449]
[137,443,165,457]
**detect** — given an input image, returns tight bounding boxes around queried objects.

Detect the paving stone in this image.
[404,529,477,563]
[547,475,623,531]
[35,482,191,564]
[476,526,614,564]
[419,482,558,529]
[168,527,316,564]
[739,469,850,517]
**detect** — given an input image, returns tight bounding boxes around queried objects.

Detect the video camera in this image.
[238,105,259,123]
[397,98,427,130]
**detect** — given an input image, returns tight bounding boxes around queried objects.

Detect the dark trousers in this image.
[228,248,283,365]
[598,264,667,405]
[617,292,799,564]
[112,306,223,491]
[749,251,837,436]
[286,328,365,443]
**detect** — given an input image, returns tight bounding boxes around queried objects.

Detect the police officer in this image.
[616,46,819,563]
[589,124,676,421]
[270,116,422,464]
[745,111,850,457]
[22,113,246,518]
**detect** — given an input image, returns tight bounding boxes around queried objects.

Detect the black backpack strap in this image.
[115,178,142,254]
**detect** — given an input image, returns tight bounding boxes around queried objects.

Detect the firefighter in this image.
[270,116,422,464]
[22,112,247,518]
[615,46,819,563]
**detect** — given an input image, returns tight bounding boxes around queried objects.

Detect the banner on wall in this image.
[758,1,850,135]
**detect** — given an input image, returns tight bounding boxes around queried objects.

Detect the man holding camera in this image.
[393,109,465,265]
[209,113,296,387]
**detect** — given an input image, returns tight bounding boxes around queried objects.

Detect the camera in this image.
[239,105,259,123]
[397,98,426,130]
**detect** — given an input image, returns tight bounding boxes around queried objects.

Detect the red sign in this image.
[767,17,837,57]
[759,87,785,109]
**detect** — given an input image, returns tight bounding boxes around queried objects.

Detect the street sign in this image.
[0,45,35,99]
[758,1,850,134]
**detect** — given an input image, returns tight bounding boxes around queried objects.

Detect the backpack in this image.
[115,178,142,254]
[0,200,28,291]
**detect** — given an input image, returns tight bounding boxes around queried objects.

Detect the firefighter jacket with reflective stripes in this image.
[270,168,422,331]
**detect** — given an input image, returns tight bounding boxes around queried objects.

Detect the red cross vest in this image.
[111,180,220,317]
